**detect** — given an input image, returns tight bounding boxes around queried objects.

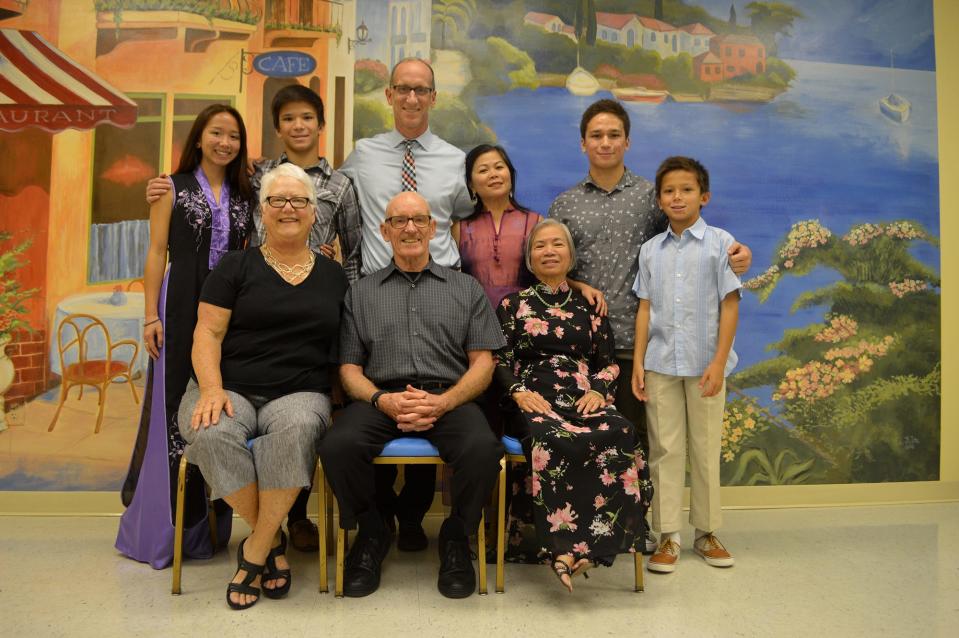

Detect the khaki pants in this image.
[644,370,725,534]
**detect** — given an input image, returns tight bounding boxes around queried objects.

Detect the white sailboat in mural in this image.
[879,50,911,123]
[565,0,599,96]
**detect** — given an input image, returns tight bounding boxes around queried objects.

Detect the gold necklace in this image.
[262,246,315,284]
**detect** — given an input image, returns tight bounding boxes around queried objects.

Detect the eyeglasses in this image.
[392,85,434,97]
[265,196,311,209]
[386,214,431,229]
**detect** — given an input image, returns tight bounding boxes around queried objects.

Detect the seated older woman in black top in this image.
[178,163,348,610]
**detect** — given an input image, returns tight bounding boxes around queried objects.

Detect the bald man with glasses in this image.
[320,192,505,598]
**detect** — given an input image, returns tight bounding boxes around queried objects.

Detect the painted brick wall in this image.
[3,328,52,411]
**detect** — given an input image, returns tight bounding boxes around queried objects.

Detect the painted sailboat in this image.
[879,51,910,123]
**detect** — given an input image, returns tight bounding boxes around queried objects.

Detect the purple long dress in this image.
[116,168,251,569]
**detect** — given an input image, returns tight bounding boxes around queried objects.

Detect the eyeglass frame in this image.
[384,214,432,229]
[264,196,313,209]
[391,84,434,98]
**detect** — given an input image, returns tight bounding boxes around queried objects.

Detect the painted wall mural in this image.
[0,0,940,491]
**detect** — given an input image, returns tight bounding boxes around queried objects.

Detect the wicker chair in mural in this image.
[48,313,139,434]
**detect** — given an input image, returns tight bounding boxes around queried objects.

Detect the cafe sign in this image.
[252,51,317,77]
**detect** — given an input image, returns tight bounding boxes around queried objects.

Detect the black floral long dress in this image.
[495,281,652,565]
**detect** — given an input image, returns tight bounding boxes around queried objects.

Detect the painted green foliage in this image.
[723,219,941,485]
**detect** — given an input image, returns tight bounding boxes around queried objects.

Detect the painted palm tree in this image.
[432,0,476,49]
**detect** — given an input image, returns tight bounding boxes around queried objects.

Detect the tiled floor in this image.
[2,503,957,637]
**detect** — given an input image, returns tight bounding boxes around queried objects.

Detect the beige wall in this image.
[1,0,956,514]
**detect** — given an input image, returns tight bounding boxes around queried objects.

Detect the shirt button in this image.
[675,298,681,302]
[676,273,681,277]
[411,283,416,288]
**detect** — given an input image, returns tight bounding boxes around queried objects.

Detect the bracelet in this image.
[370,389,387,409]
[144,318,161,326]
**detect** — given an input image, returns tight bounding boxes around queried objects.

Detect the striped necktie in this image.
[401,139,417,192]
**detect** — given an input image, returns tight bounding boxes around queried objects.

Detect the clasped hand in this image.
[378,385,449,432]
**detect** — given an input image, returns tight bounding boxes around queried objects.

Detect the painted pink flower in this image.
[598,422,610,431]
[593,495,606,509]
[591,315,602,332]
[547,307,574,320]
[531,445,551,472]
[600,469,616,486]
[524,318,549,336]
[531,416,545,423]
[562,422,591,434]
[516,299,533,318]
[530,473,541,497]
[573,373,591,392]
[546,502,578,532]
[555,370,570,378]
[500,297,511,309]
[577,361,589,376]
[620,466,642,501]
[553,326,565,339]
[572,541,590,555]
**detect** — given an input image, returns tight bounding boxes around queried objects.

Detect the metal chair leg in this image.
[172,455,188,595]
[317,462,329,593]
[495,457,506,593]
[634,550,644,592]
[335,527,346,598]
[478,508,487,595]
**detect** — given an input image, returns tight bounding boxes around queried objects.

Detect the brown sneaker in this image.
[647,537,680,573]
[693,533,734,567]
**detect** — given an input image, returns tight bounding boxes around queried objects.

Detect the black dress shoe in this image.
[343,533,390,597]
[437,518,475,599]
[397,520,429,552]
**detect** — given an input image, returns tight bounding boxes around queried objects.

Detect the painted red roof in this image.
[524,11,562,27]
[712,33,764,47]
[681,23,714,36]
[694,51,722,64]
[637,16,676,32]
[596,12,639,30]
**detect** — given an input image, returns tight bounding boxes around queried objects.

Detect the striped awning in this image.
[0,29,137,133]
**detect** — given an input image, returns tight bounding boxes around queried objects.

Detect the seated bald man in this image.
[320,192,506,599]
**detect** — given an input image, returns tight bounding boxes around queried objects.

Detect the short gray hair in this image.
[259,163,316,207]
[525,219,577,274]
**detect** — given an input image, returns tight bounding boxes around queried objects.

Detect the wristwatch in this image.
[370,390,387,409]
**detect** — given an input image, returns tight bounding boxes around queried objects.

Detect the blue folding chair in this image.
[318,437,489,597]
[494,435,644,593]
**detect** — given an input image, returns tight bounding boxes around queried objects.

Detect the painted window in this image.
[88,94,233,283]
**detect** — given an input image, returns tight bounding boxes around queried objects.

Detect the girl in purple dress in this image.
[117,105,254,568]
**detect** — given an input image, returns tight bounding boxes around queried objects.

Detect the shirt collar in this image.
[386,127,436,151]
[276,152,332,176]
[581,166,639,194]
[660,216,708,244]
[377,257,448,284]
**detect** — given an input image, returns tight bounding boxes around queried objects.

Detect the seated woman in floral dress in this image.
[494,219,652,592]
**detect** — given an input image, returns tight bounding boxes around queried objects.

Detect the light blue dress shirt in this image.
[340,128,473,275]
[632,216,742,377]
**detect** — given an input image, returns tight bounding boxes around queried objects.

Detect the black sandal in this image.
[551,556,574,593]
[227,538,264,611]
[263,530,292,599]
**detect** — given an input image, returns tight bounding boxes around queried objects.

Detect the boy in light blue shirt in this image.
[630,156,741,574]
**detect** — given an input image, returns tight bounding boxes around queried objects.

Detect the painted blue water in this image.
[473,60,940,381]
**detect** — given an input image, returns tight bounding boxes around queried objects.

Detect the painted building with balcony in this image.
[387,0,430,68]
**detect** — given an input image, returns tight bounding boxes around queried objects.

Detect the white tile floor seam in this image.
[1,503,957,637]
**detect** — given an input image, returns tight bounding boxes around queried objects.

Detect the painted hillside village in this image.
[353,1,803,145]
[522,5,778,103]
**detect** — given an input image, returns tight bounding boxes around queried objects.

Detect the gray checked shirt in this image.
[251,154,363,282]
[339,260,506,388]
[548,168,668,351]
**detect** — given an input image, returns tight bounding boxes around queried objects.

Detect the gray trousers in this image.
[178,380,331,500]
